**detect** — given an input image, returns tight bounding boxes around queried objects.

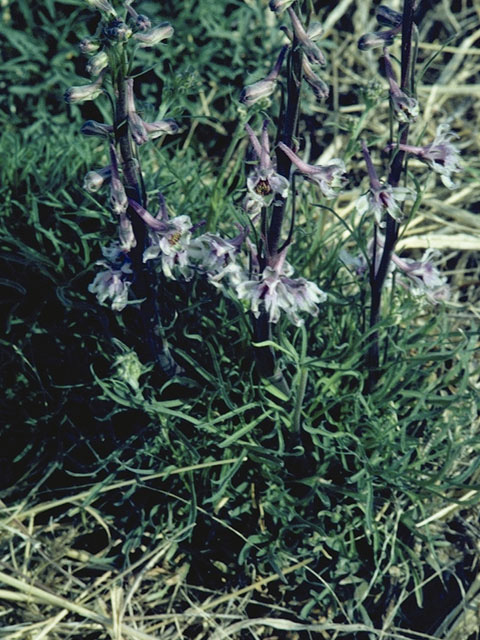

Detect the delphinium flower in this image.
[245,121,290,207]
[386,124,462,189]
[240,46,288,107]
[88,243,133,311]
[236,248,326,326]
[287,8,326,66]
[391,248,450,304]
[277,142,346,198]
[357,140,412,225]
[188,231,241,274]
[383,48,418,123]
[128,196,193,280]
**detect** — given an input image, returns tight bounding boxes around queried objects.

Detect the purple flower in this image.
[386,124,462,189]
[358,140,412,225]
[88,244,132,311]
[118,212,137,253]
[128,197,193,279]
[245,121,290,205]
[278,142,346,197]
[391,248,450,304]
[236,250,326,326]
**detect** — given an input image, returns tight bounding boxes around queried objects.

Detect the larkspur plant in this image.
[67,0,459,391]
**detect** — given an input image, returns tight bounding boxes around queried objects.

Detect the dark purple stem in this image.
[367,0,415,390]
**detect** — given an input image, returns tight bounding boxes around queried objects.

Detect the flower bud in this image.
[288,8,326,66]
[83,166,112,192]
[135,14,151,30]
[376,5,402,27]
[79,38,100,55]
[86,50,109,76]
[109,144,128,215]
[358,30,395,50]
[103,18,132,41]
[268,0,296,14]
[384,49,418,123]
[133,22,174,47]
[84,0,116,16]
[240,78,276,106]
[302,57,329,101]
[64,73,105,103]
[119,212,137,252]
[80,120,114,137]
[144,119,179,138]
[240,45,287,107]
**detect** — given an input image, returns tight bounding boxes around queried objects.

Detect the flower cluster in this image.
[236,254,327,326]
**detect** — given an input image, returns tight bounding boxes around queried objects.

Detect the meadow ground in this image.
[1,0,480,638]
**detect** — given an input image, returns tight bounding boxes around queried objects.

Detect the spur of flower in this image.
[128,196,193,280]
[357,140,412,225]
[245,121,289,206]
[88,243,132,311]
[236,249,326,326]
[386,124,462,189]
[278,142,346,198]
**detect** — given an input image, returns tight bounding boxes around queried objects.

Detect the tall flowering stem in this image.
[367,0,416,390]
[68,3,181,376]
[253,11,304,385]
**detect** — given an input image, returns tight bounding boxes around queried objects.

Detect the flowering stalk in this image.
[366,0,416,390]
[252,7,305,385]
[67,3,181,376]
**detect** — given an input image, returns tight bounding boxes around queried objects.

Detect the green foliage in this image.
[1,1,479,638]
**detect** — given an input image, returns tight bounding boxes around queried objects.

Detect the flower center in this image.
[168,231,182,246]
[254,179,272,196]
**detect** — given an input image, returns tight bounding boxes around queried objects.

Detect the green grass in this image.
[1,0,480,638]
